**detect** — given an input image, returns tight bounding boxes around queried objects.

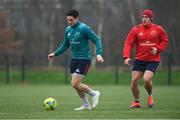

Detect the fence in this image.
[0,53,178,85]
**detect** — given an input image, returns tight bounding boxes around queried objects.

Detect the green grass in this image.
[1,69,180,85]
[0,85,180,119]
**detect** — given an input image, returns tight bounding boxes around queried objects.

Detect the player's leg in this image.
[71,74,91,110]
[143,70,154,107]
[71,73,100,110]
[72,75,97,95]
[131,71,144,101]
[70,59,100,110]
[72,73,100,107]
[78,82,100,109]
[75,59,100,109]
[129,60,145,108]
[71,74,86,98]
[71,73,91,94]
[144,61,159,107]
[69,59,91,110]
[143,70,154,96]
[129,71,143,108]
[71,73,97,99]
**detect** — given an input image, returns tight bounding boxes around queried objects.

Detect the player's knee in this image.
[143,76,151,83]
[71,81,79,89]
[131,78,139,85]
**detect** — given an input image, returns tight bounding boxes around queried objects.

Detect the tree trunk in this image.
[91,0,105,70]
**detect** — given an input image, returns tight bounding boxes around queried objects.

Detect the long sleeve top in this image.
[54,21,103,60]
[123,23,168,61]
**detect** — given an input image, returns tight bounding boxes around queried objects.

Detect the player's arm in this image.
[85,27,104,63]
[48,31,70,59]
[123,27,136,66]
[155,26,168,53]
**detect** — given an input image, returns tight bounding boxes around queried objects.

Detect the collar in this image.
[71,20,80,28]
[143,23,152,28]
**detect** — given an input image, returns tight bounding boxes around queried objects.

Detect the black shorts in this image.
[132,60,159,73]
[69,59,91,75]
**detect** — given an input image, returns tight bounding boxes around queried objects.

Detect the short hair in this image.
[66,9,79,18]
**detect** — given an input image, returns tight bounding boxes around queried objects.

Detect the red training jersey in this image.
[123,23,168,61]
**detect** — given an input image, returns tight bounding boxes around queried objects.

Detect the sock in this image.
[134,99,140,102]
[88,89,96,96]
[82,95,89,107]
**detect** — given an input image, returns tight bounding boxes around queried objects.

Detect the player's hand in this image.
[151,47,158,55]
[124,58,131,66]
[96,55,104,63]
[48,53,55,60]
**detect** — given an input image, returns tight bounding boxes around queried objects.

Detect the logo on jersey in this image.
[70,39,80,44]
[150,30,157,36]
[138,32,144,37]
[140,40,156,46]
[75,32,80,37]
[69,32,81,44]
[67,33,71,37]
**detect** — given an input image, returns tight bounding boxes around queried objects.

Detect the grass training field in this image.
[0,85,180,119]
[1,69,180,85]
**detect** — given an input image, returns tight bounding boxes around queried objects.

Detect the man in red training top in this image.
[123,9,168,108]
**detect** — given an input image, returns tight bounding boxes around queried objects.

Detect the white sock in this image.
[82,96,89,107]
[134,98,140,102]
[88,89,96,96]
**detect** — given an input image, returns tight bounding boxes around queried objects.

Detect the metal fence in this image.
[0,53,178,85]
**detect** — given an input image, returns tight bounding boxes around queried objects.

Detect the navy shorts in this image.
[132,60,159,73]
[69,59,91,75]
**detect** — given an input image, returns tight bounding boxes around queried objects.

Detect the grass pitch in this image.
[0,85,180,119]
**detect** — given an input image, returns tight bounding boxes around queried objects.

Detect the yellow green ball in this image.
[44,97,57,110]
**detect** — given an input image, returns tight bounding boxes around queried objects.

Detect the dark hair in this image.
[66,9,79,18]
